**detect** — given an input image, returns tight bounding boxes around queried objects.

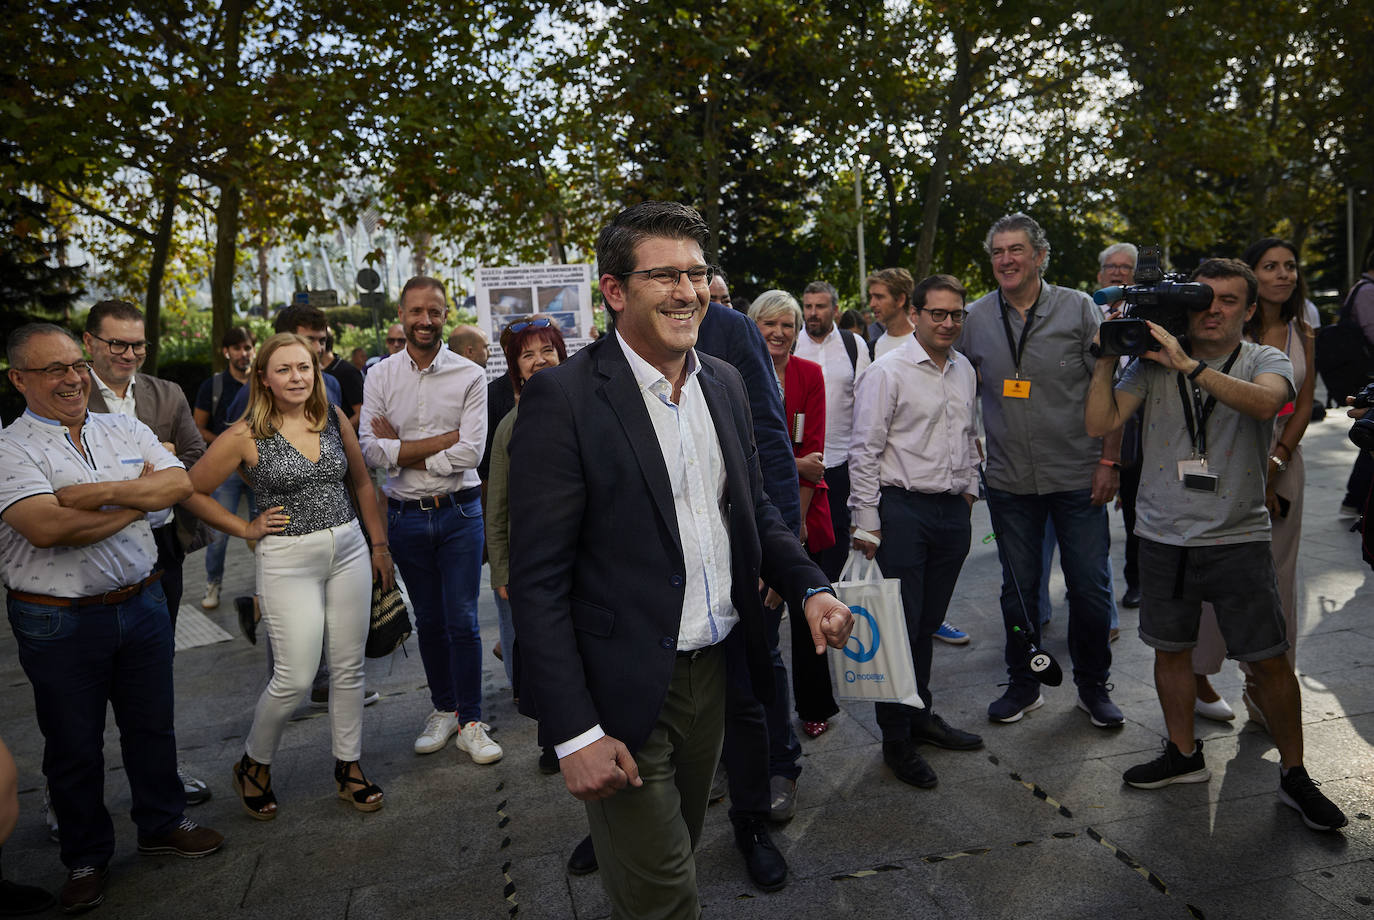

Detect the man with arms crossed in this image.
[360,277,499,764]
[850,274,984,788]
[1084,258,1346,831]
[1,324,223,913]
[508,202,852,918]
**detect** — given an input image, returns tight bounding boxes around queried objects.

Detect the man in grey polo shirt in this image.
[959,213,1122,728]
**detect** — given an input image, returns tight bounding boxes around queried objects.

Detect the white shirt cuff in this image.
[852,508,881,533]
[555,724,606,760]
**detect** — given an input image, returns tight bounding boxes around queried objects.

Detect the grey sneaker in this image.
[768,775,797,823]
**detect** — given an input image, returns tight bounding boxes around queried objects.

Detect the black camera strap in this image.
[998,282,1042,377]
[1175,343,1242,458]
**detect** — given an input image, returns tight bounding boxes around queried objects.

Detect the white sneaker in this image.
[201,582,220,610]
[454,721,503,764]
[414,710,461,754]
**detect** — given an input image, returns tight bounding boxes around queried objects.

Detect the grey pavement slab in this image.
[2,413,1373,917]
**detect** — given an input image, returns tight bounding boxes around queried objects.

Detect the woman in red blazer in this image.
[750,290,840,738]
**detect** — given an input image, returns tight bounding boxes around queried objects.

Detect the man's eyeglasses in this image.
[385,337,406,344]
[88,333,148,356]
[917,308,967,324]
[1101,263,1135,274]
[505,318,552,335]
[619,266,715,288]
[13,360,93,379]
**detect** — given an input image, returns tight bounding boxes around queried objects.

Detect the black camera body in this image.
[1094,246,1214,356]
[1348,382,1374,451]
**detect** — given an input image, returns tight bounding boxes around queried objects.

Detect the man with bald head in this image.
[1,323,223,911]
[448,325,491,368]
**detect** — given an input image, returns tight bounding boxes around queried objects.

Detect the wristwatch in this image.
[1269,454,1289,472]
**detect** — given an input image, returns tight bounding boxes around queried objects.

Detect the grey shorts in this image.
[1137,538,1289,661]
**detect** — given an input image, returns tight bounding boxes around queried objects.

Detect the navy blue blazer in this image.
[507,334,826,754]
[695,302,801,535]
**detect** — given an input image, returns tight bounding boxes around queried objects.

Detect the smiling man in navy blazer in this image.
[509,201,852,919]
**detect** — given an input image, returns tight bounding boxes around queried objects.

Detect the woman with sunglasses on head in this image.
[183,333,393,819]
[485,316,568,771]
[748,291,840,741]
[1192,239,1315,728]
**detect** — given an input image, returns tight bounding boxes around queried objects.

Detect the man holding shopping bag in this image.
[849,274,985,788]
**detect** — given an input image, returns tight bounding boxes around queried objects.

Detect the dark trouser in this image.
[1345,449,1374,512]
[8,582,186,869]
[1119,462,1142,591]
[811,463,851,582]
[786,598,839,722]
[986,487,1113,689]
[872,490,971,739]
[152,523,185,633]
[585,644,725,920]
[723,615,800,824]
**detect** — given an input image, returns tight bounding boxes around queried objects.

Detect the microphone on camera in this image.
[1093,286,1125,306]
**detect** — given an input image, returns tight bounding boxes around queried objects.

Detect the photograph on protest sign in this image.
[476,264,594,379]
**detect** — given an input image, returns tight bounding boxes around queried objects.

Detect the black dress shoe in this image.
[911,712,984,751]
[0,878,56,915]
[538,747,560,775]
[882,739,938,788]
[566,835,598,876]
[1121,586,1141,609]
[733,817,787,892]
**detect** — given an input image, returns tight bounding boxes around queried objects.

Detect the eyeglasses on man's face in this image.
[917,308,967,324]
[88,333,148,356]
[619,265,715,288]
[14,360,94,379]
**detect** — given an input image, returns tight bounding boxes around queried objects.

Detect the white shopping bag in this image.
[828,550,923,708]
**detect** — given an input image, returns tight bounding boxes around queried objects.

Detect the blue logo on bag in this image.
[842,605,879,663]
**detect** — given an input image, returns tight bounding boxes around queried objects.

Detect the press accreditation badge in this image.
[1178,458,1219,493]
[1002,379,1031,399]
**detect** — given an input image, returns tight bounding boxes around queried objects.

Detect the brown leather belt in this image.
[6,571,163,608]
[388,487,481,513]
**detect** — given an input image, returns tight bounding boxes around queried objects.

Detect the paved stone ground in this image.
[3,413,1372,919]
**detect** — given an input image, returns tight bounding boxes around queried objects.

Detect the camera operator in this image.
[1084,258,1347,832]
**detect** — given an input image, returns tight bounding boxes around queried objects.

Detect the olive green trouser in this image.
[585,643,726,920]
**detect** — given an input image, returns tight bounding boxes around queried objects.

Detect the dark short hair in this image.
[85,299,144,335]
[803,281,839,309]
[400,276,447,308]
[274,304,327,334]
[1191,258,1258,307]
[866,268,915,310]
[838,308,865,333]
[502,319,568,391]
[222,325,255,350]
[913,273,967,309]
[596,202,709,282]
[7,322,77,366]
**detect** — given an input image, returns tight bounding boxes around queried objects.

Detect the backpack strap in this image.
[839,329,859,373]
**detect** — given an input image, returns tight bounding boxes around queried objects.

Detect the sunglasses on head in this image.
[505,318,552,335]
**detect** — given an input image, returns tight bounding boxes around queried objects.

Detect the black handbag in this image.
[365,578,412,659]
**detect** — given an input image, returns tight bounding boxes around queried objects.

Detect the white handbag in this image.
[828,550,923,708]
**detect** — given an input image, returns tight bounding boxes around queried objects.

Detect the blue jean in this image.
[388,498,485,721]
[1040,519,1119,629]
[204,474,256,585]
[986,487,1113,689]
[8,583,186,869]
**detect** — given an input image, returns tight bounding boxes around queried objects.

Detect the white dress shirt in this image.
[359,347,488,497]
[793,324,870,468]
[554,334,736,760]
[0,410,182,595]
[848,338,980,533]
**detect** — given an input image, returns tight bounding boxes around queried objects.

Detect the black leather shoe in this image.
[911,712,984,751]
[882,739,938,788]
[1121,586,1141,609]
[0,878,56,915]
[566,835,598,876]
[733,817,787,892]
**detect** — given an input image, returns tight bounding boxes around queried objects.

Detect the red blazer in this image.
[783,355,834,553]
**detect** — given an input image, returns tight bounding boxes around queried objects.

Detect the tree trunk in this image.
[702,93,721,266]
[914,30,974,280]
[257,237,269,316]
[877,150,902,268]
[209,0,244,373]
[143,174,180,374]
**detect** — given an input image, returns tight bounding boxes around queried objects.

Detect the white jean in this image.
[246,520,372,763]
